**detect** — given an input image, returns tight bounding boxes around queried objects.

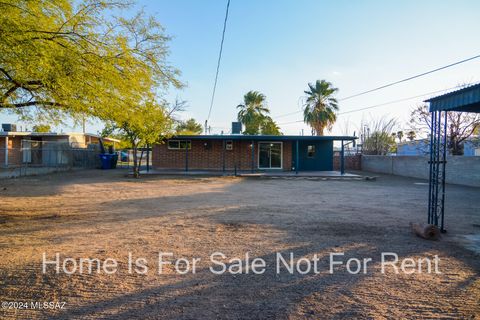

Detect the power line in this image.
[338,54,480,101]
[272,54,480,121]
[276,84,471,126]
[337,84,470,115]
[272,96,305,119]
[205,0,231,131]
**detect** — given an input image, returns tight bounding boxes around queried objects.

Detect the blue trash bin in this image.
[99,154,113,169]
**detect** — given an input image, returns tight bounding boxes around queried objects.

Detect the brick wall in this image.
[153,139,293,171]
[333,154,362,170]
[0,136,23,167]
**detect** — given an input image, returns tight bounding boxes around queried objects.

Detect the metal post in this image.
[440,111,448,232]
[4,136,8,167]
[185,141,189,172]
[222,140,226,173]
[251,140,255,173]
[428,111,435,224]
[295,140,299,174]
[433,111,439,225]
[434,111,442,226]
[340,140,345,175]
[146,144,150,172]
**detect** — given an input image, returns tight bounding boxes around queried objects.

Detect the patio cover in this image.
[425,83,480,113]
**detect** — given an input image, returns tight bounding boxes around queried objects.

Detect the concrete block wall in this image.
[362,155,480,187]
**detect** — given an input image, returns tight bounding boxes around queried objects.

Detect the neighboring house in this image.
[152,134,356,172]
[464,139,480,156]
[0,127,119,167]
[396,139,430,156]
[397,137,480,156]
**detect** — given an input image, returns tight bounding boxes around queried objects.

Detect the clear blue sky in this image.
[2,0,480,136]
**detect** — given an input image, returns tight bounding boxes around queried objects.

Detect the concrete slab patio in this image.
[139,169,365,179]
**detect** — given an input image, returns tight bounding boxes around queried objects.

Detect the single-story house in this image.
[397,137,480,156]
[0,129,120,167]
[463,139,480,156]
[396,139,430,156]
[152,134,357,173]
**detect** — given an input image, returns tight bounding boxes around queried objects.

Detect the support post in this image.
[222,140,226,173]
[440,111,447,232]
[295,140,299,174]
[4,136,8,168]
[340,140,345,175]
[428,111,435,224]
[185,141,189,172]
[434,111,441,226]
[146,144,150,172]
[251,140,255,173]
[428,110,446,229]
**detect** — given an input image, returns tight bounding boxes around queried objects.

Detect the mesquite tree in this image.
[0,0,182,124]
[410,105,480,155]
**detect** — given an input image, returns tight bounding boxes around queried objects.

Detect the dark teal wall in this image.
[293,140,333,171]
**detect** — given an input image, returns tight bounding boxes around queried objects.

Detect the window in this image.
[307,145,315,158]
[168,140,191,150]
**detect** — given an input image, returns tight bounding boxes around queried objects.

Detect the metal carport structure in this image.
[424,83,480,232]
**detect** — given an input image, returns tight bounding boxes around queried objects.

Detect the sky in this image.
[2,0,480,136]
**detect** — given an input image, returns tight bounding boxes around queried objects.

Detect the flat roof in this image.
[171,135,357,141]
[425,83,480,113]
[0,131,69,137]
[0,131,120,142]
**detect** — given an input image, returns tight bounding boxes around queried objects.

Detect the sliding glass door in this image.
[258,142,282,169]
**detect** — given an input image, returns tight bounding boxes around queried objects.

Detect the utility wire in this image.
[338,54,480,101]
[272,54,480,120]
[276,84,471,126]
[206,0,231,129]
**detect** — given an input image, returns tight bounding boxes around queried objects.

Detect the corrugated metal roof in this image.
[425,83,480,112]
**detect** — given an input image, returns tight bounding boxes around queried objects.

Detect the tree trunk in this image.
[138,148,145,176]
[132,143,140,178]
[315,124,325,136]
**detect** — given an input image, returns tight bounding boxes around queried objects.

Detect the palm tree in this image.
[303,80,339,136]
[396,131,404,142]
[237,91,270,135]
[407,130,416,141]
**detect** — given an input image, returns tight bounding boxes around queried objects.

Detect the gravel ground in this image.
[0,170,479,319]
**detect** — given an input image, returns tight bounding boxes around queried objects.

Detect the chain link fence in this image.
[0,140,101,178]
[116,148,152,170]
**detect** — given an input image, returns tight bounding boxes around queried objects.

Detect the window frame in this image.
[257,141,283,169]
[225,140,233,150]
[167,139,191,150]
[307,145,316,158]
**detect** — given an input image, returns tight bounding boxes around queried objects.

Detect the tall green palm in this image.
[303,80,339,136]
[237,91,270,135]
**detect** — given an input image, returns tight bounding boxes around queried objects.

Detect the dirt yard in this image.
[0,170,479,319]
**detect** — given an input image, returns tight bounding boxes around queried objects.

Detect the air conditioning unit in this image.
[225,140,233,150]
[231,122,242,134]
[2,123,17,132]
